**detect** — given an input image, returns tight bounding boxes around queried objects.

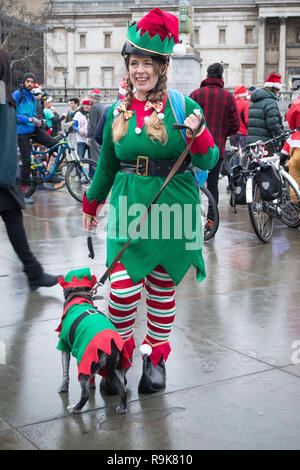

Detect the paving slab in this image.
[0,180,299,450]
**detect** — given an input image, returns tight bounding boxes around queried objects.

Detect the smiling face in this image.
[128,54,165,100]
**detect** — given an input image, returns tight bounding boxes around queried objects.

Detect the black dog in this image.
[57,285,128,415]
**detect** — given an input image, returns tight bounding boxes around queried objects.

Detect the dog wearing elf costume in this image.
[56,268,130,414]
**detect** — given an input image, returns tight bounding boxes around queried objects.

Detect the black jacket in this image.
[247,88,283,144]
[0,104,25,212]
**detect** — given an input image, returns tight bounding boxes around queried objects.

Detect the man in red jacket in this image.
[230,85,250,151]
[190,63,240,225]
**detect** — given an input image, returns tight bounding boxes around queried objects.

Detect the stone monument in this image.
[169,0,202,96]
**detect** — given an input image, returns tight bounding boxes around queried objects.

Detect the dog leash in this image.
[91,118,204,296]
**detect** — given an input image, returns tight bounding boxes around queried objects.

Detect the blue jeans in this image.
[77,141,90,159]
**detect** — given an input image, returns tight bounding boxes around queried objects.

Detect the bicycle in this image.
[193,168,219,241]
[230,131,300,242]
[25,122,97,203]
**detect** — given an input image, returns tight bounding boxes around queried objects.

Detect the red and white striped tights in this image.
[108,262,175,366]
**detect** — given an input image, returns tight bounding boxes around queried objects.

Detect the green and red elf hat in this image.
[122,8,181,59]
[58,268,97,290]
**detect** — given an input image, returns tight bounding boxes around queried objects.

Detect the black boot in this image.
[138,355,166,394]
[28,272,60,291]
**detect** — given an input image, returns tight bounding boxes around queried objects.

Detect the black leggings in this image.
[207,159,222,220]
[1,208,42,278]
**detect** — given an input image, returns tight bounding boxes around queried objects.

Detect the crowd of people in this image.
[0,6,299,397]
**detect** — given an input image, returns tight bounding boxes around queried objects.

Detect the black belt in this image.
[119,155,192,177]
[68,309,106,346]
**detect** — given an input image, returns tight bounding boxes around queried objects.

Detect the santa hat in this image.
[264,73,282,90]
[82,97,90,105]
[286,97,300,130]
[88,88,100,99]
[119,76,128,96]
[234,85,248,98]
[32,86,42,95]
[125,8,179,57]
[58,268,97,290]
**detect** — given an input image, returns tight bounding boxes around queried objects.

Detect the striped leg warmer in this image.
[144,265,176,366]
[108,262,143,360]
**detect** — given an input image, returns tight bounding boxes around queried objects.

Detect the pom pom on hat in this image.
[173,42,186,57]
[139,344,152,356]
[264,73,282,90]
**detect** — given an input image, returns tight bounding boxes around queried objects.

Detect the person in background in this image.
[230,85,250,151]
[73,97,91,159]
[280,97,300,205]
[12,72,59,202]
[247,73,283,146]
[0,49,60,290]
[65,97,79,148]
[94,77,127,146]
[42,96,66,137]
[190,62,240,229]
[87,89,103,163]
[32,84,44,125]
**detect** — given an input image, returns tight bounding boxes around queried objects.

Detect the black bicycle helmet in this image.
[121,39,170,64]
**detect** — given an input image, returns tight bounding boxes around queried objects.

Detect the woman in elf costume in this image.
[82,8,219,394]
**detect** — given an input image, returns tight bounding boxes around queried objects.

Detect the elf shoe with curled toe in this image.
[138,355,166,394]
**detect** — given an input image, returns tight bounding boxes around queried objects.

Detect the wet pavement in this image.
[0,178,299,450]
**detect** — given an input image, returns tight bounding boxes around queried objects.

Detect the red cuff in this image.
[141,339,171,366]
[82,193,104,217]
[187,126,215,156]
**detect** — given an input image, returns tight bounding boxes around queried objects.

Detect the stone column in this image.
[67,26,75,86]
[257,16,266,85]
[279,17,287,87]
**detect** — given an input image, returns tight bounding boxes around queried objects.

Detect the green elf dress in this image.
[83,93,219,286]
[56,268,131,378]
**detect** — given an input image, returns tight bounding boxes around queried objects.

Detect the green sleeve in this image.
[87,105,120,203]
[184,96,219,170]
[57,335,71,353]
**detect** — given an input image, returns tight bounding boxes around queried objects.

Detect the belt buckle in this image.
[136,155,149,176]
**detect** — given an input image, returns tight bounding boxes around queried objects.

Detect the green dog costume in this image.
[56,268,131,378]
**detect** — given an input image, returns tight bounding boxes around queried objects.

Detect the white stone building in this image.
[43,0,300,99]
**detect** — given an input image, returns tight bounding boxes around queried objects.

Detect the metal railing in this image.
[45,87,119,103]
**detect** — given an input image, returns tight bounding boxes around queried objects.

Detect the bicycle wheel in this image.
[199,185,219,241]
[248,180,273,242]
[25,168,43,198]
[278,173,300,228]
[65,158,97,203]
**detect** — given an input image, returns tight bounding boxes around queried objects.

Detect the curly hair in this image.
[112,56,168,145]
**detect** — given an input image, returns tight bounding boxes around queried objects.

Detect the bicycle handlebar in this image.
[244,130,295,151]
